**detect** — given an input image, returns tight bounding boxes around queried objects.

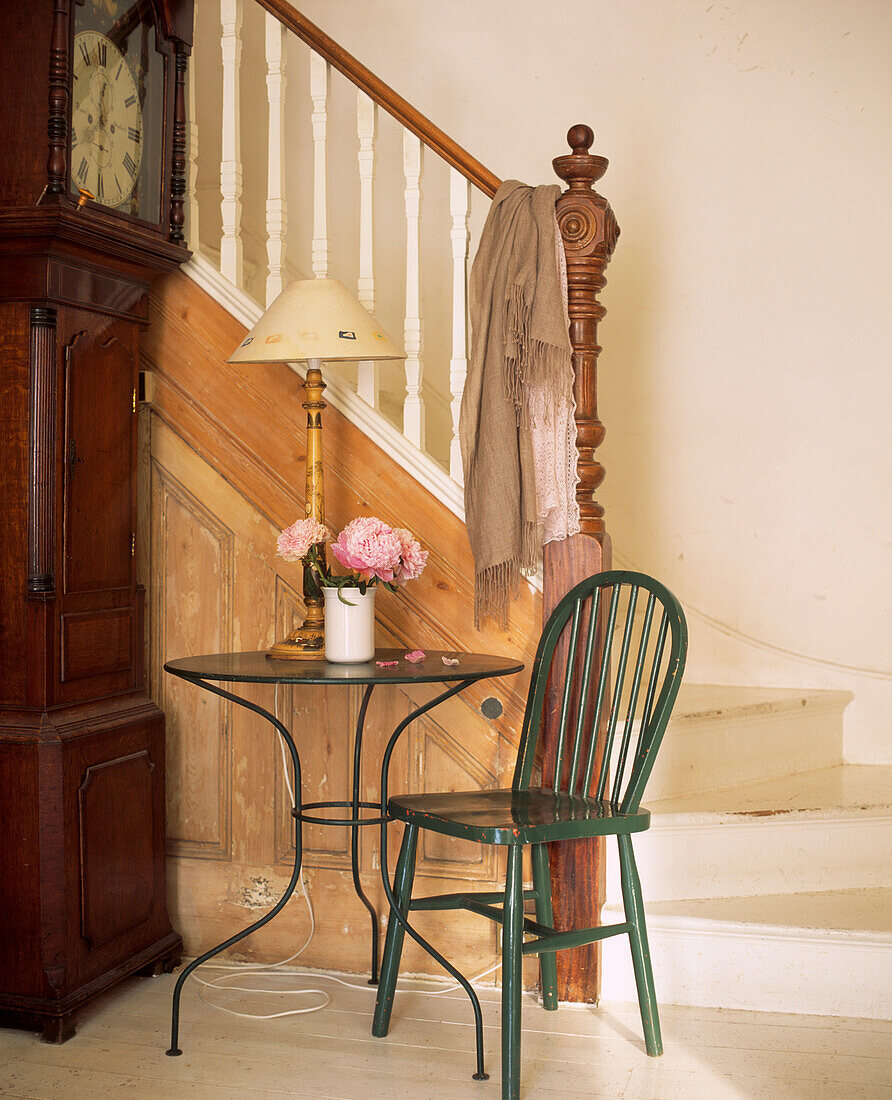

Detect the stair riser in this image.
[645,702,844,800]
[605,814,892,903]
[599,917,892,1019]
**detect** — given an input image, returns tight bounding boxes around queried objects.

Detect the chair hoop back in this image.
[512,571,687,813]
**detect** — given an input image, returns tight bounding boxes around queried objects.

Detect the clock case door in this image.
[0,0,194,1044]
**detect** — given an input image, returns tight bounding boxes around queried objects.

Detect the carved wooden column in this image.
[170,42,190,244]
[28,308,57,595]
[44,0,70,197]
[543,125,620,1003]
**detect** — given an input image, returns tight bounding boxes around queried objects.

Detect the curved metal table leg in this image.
[350,685,380,983]
[165,677,303,1057]
[378,679,490,1082]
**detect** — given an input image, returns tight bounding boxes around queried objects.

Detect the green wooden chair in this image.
[372,570,688,1099]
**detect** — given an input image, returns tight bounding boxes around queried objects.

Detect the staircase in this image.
[161,0,891,1021]
[603,687,892,1019]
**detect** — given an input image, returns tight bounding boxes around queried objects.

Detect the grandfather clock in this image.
[0,0,193,1041]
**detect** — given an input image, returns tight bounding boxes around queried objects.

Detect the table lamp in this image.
[229,278,404,659]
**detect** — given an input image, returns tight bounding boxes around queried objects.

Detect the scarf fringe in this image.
[504,287,573,428]
[472,522,538,630]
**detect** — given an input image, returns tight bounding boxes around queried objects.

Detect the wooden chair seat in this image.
[388,787,651,845]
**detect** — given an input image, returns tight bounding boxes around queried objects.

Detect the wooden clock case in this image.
[0,0,193,1042]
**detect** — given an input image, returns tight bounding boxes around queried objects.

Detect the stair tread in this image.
[670,683,853,723]
[620,887,892,935]
[646,763,892,818]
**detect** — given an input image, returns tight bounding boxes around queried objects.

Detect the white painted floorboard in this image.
[0,969,889,1099]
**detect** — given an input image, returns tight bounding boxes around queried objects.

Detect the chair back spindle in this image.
[591,582,637,801]
[513,571,687,813]
[609,592,656,805]
[551,599,582,793]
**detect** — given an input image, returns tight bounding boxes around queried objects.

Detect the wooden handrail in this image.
[255,0,501,198]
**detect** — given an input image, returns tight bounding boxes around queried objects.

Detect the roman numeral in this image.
[124,95,136,108]
[116,62,123,80]
[97,41,107,67]
[128,126,140,144]
[123,152,136,177]
[78,41,91,68]
[76,157,88,183]
[97,174,104,200]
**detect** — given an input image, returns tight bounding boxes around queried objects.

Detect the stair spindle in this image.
[220,0,244,286]
[449,169,470,482]
[264,12,288,306]
[402,130,424,448]
[356,91,379,408]
[310,51,330,279]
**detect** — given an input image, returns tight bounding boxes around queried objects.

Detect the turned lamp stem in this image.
[267,360,327,660]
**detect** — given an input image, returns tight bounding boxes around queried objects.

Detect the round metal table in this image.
[162,648,524,1056]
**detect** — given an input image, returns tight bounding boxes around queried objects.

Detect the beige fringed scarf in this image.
[460,180,575,628]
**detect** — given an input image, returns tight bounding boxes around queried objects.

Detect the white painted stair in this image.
[597,685,891,1019]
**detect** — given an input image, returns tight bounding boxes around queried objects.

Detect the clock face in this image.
[69,1,165,224]
[71,32,143,209]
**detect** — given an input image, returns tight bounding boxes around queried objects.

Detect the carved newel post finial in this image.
[554,125,619,535]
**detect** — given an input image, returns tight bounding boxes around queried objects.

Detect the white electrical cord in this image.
[188,685,500,1020]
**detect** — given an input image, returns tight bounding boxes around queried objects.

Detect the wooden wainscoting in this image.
[139,270,540,978]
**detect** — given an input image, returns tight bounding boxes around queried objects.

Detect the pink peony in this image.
[276,517,329,562]
[330,516,403,582]
[392,528,429,586]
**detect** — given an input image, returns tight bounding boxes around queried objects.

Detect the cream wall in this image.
[279,0,890,764]
[192,0,890,762]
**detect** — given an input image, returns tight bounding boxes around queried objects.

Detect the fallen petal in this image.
[441,656,460,666]
[376,660,398,668]
[404,650,425,663]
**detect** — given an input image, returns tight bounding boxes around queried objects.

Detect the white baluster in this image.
[402,131,424,448]
[356,92,378,408]
[449,170,470,482]
[220,0,243,286]
[185,41,199,248]
[265,13,287,307]
[310,52,329,279]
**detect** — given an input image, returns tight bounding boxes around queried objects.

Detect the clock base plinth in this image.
[0,932,182,1045]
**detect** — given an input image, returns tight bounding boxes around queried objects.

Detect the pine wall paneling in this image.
[140,271,540,980]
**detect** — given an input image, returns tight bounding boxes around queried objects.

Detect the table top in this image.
[164,649,524,687]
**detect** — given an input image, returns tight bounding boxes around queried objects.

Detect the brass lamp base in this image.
[266,364,329,662]
[266,602,325,661]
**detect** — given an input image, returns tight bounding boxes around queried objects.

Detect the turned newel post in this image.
[553,124,619,533]
[542,126,620,1004]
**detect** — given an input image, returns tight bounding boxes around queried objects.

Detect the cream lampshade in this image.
[229,278,404,366]
[229,278,404,660]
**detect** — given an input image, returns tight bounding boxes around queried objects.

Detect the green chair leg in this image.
[501,845,524,1100]
[372,824,419,1038]
[618,833,663,1056]
[530,842,558,1010]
